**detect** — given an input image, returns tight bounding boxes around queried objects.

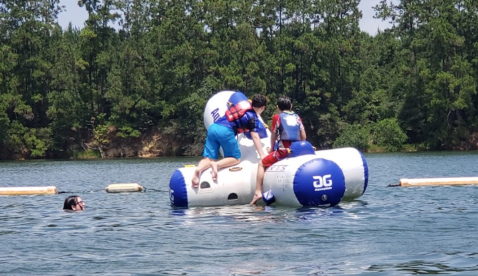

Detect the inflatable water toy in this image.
[169,91,368,207]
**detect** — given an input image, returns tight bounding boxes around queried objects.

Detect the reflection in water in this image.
[171,204,347,225]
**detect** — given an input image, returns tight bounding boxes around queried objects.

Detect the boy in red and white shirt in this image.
[251,96,307,204]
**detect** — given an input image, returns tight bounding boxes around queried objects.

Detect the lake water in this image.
[1,151,478,275]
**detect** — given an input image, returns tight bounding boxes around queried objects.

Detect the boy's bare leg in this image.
[251,161,266,204]
[211,157,240,181]
[192,158,213,188]
[211,161,218,181]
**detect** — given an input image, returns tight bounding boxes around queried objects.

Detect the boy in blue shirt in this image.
[192,94,268,188]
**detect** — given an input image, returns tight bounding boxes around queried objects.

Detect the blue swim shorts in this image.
[203,123,241,160]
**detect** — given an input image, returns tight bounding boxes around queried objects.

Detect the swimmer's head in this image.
[63,195,85,211]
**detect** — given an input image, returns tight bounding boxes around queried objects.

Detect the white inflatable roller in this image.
[169,91,368,207]
[315,147,368,200]
[262,147,368,207]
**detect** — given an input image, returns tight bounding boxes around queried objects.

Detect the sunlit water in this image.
[1,152,478,275]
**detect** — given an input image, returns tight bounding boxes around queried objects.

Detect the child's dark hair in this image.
[251,94,267,108]
[277,96,292,111]
[63,195,79,210]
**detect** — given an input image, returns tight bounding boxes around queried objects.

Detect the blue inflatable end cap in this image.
[288,141,316,157]
[293,158,346,207]
[262,190,276,206]
[169,169,188,208]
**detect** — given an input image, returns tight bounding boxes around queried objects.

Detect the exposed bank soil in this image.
[2,127,203,160]
[451,132,478,151]
[82,128,201,158]
[5,130,478,160]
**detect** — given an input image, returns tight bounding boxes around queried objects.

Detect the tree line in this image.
[1,0,478,159]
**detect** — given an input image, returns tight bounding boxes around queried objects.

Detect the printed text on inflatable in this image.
[211,108,220,122]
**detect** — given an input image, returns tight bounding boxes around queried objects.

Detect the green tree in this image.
[373,118,407,151]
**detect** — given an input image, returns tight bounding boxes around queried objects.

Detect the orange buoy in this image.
[399,177,478,187]
[0,186,58,196]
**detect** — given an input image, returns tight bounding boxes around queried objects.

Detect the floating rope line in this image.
[58,189,104,194]
[57,187,169,194]
[387,183,401,187]
[143,188,168,193]
[1,183,163,196]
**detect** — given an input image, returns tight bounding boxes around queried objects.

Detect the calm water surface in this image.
[1,152,478,275]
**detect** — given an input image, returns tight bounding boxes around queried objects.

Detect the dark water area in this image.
[1,152,478,275]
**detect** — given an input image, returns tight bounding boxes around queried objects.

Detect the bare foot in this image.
[250,192,263,204]
[211,162,218,181]
[192,170,200,188]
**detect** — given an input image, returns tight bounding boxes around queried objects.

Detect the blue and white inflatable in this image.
[169,91,368,208]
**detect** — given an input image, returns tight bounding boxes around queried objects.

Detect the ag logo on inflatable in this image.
[313,174,332,191]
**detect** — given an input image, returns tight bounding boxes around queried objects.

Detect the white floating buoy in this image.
[0,186,58,196]
[105,183,144,193]
[399,177,478,187]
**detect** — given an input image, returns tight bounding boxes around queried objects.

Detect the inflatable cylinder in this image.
[261,147,367,207]
[170,160,257,207]
[105,183,144,193]
[315,147,368,200]
[262,155,345,207]
[0,186,58,196]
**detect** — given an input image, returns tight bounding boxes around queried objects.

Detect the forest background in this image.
[1,0,478,160]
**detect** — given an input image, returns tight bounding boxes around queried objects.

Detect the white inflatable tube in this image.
[169,91,368,207]
[262,147,368,207]
[315,147,368,200]
[169,132,265,207]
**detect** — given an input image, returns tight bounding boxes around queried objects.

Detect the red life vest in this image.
[225,92,252,122]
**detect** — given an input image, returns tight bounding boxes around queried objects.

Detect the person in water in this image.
[251,95,306,204]
[192,93,268,188]
[63,195,85,211]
